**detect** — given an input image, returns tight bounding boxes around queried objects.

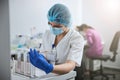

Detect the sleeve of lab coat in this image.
[67,33,85,67]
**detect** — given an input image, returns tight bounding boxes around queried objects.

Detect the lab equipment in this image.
[11,48,77,80]
[11,48,46,78]
[11,34,44,78]
[29,49,54,74]
[47,4,71,27]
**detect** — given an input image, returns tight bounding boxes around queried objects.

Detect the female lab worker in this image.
[76,24,103,58]
[76,24,103,75]
[29,4,84,75]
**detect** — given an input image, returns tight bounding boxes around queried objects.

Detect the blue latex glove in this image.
[29,48,54,74]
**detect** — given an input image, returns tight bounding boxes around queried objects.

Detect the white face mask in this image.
[50,26,64,35]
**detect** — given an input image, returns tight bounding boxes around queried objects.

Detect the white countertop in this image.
[12,71,76,80]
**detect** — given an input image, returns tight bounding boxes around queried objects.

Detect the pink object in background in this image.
[85,29,103,58]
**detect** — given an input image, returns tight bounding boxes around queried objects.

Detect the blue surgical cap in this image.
[47,4,71,27]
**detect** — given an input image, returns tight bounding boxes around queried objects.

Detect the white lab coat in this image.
[40,29,84,66]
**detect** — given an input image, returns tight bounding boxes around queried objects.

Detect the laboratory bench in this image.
[12,71,76,80]
[10,47,76,80]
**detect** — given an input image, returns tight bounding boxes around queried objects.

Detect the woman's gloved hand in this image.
[29,48,54,74]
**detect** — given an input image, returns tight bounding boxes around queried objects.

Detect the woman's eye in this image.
[48,22,51,25]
